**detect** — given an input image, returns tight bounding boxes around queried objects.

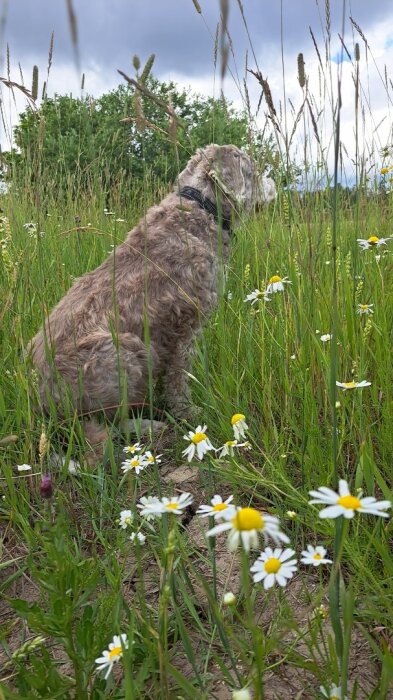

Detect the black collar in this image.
[179,186,232,233]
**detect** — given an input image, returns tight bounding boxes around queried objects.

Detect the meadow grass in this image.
[1,4,393,698]
[1,180,393,699]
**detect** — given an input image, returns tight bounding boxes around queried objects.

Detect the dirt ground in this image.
[0,453,389,698]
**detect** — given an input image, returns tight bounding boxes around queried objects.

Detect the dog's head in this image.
[177,144,276,215]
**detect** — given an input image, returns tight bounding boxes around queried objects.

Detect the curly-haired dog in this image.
[30,144,276,461]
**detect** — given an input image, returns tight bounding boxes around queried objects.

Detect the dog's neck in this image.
[179,186,232,233]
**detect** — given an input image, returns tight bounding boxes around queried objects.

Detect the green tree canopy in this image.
[10,76,273,201]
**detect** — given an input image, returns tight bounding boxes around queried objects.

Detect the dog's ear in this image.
[208,148,250,206]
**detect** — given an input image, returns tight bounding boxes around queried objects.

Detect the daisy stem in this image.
[208,515,218,600]
[240,546,264,698]
[127,470,135,501]
[328,518,348,678]
[158,518,176,699]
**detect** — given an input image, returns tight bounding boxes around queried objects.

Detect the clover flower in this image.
[232,689,252,700]
[309,479,391,519]
[357,235,390,250]
[207,507,289,552]
[196,494,236,520]
[223,591,236,606]
[182,425,214,462]
[95,634,128,679]
[300,545,332,566]
[250,547,298,589]
[266,275,291,294]
[231,414,248,440]
[336,380,371,390]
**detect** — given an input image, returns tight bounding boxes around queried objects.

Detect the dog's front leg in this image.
[162,343,198,421]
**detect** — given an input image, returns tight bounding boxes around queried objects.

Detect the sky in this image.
[1,0,393,181]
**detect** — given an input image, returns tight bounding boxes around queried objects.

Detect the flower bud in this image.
[40,474,53,499]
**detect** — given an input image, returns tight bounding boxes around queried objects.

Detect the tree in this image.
[10,76,263,201]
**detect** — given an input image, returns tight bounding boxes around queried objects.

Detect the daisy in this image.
[159,493,194,515]
[320,684,346,699]
[244,288,270,304]
[231,414,248,440]
[250,547,297,589]
[207,506,289,552]
[143,450,162,465]
[266,275,291,294]
[130,531,146,544]
[95,633,128,679]
[216,439,249,458]
[300,544,332,567]
[17,464,32,472]
[182,425,214,462]
[23,222,37,231]
[309,479,391,519]
[137,495,163,520]
[357,235,390,250]
[356,303,374,315]
[196,494,236,520]
[320,334,332,342]
[138,492,193,517]
[336,380,371,390]
[123,442,142,455]
[119,510,133,529]
[121,454,148,475]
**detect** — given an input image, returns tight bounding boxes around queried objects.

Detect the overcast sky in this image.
[1,0,393,179]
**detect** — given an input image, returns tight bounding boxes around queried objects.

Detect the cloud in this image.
[1,0,393,182]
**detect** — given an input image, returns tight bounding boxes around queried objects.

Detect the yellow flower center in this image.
[191,432,207,444]
[124,517,132,526]
[313,553,322,560]
[342,381,357,389]
[269,275,282,283]
[213,503,228,512]
[337,494,361,510]
[359,304,369,310]
[367,235,379,244]
[126,445,138,453]
[380,167,389,174]
[108,646,122,660]
[264,557,282,574]
[165,502,179,510]
[231,413,245,425]
[147,455,154,462]
[232,507,264,531]
[130,458,140,467]
[225,440,237,447]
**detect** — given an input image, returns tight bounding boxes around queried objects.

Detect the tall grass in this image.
[1,2,393,698]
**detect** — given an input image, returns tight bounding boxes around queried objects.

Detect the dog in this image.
[30,144,276,461]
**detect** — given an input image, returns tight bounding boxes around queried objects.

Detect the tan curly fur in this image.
[30,144,276,462]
